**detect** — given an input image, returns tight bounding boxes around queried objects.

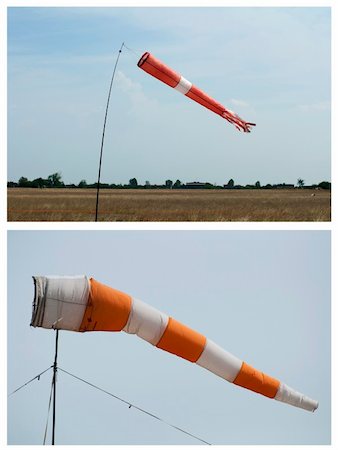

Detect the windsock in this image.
[137,52,256,133]
[31,276,318,412]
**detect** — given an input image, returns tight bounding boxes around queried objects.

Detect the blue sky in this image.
[7,230,330,444]
[7,7,330,186]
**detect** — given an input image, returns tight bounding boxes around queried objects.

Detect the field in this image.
[7,188,330,222]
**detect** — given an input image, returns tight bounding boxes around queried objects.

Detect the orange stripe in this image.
[156,317,206,362]
[186,85,224,117]
[138,53,181,88]
[233,361,280,398]
[79,278,132,332]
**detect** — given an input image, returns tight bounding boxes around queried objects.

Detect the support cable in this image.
[51,329,59,445]
[95,42,125,222]
[122,43,141,57]
[43,377,54,445]
[8,366,53,397]
[58,367,211,445]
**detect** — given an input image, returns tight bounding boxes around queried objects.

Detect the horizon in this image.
[7,172,331,188]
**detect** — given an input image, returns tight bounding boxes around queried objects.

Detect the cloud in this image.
[229,98,250,108]
[115,70,159,117]
[298,101,330,112]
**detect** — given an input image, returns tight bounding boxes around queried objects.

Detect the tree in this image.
[173,179,182,189]
[32,177,47,188]
[297,178,305,188]
[227,178,234,188]
[129,178,138,188]
[48,172,63,187]
[255,181,261,188]
[205,182,214,189]
[78,180,87,188]
[18,176,30,187]
[165,179,173,189]
[318,181,331,190]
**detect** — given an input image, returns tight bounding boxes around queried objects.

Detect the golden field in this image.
[7,188,331,222]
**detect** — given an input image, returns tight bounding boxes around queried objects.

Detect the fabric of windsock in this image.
[31,276,318,412]
[137,52,256,133]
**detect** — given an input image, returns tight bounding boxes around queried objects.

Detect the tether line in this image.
[58,367,211,445]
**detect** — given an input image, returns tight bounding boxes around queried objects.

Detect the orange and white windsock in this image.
[31,276,318,412]
[137,52,256,133]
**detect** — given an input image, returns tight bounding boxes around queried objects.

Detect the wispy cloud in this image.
[229,98,250,108]
[298,101,330,112]
[116,70,159,117]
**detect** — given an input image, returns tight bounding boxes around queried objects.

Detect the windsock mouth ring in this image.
[31,275,90,331]
[31,276,47,327]
[137,52,150,68]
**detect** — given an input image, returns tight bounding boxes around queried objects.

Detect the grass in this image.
[7,188,331,222]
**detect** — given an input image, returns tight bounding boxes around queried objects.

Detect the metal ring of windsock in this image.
[31,276,318,412]
[137,52,256,133]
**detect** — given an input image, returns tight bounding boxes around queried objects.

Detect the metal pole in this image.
[52,329,59,445]
[95,42,124,222]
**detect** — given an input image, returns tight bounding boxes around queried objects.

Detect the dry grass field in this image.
[7,188,331,222]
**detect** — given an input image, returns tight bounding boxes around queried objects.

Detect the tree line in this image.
[7,173,331,190]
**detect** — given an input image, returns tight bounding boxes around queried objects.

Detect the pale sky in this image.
[7,231,331,445]
[7,7,331,186]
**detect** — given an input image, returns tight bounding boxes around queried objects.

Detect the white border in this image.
[1,1,336,449]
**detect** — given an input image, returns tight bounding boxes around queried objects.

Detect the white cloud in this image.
[298,101,330,112]
[115,70,160,117]
[229,98,250,108]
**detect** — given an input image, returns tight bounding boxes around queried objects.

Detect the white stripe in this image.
[174,76,192,95]
[196,339,242,383]
[123,297,169,345]
[274,382,319,412]
[32,276,90,331]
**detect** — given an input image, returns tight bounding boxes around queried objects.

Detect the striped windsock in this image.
[137,52,256,133]
[31,276,318,412]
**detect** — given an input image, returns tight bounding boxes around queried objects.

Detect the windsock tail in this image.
[275,383,319,412]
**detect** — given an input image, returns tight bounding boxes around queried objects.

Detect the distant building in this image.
[273,184,294,189]
[185,182,208,189]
